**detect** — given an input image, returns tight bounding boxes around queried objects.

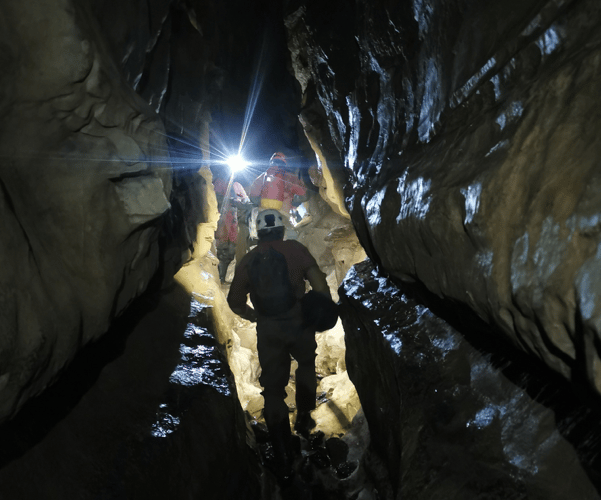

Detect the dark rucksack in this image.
[248,246,297,316]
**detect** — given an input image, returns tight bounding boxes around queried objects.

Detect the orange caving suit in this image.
[249,166,306,213]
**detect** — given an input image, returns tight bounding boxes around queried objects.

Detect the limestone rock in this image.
[0,0,182,423]
[0,281,260,499]
[286,0,601,399]
[341,260,601,499]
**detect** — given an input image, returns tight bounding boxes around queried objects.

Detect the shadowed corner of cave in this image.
[384,265,601,492]
[0,273,264,499]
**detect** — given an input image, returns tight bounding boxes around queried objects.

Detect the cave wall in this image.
[286,0,601,399]
[341,260,601,499]
[0,0,265,423]
[0,2,272,494]
[0,0,315,497]
[283,0,601,497]
[3,0,601,497]
[0,0,183,423]
[0,276,261,499]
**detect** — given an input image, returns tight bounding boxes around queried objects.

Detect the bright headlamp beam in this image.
[227,154,248,173]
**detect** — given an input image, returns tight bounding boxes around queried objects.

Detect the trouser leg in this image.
[256,322,293,422]
[256,325,295,482]
[295,361,317,414]
[290,328,317,414]
[216,242,235,283]
[266,417,294,485]
[218,259,231,283]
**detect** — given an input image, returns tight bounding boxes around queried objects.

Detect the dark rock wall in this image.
[0,0,304,497]
[285,0,601,497]
[0,0,179,422]
[0,0,296,422]
[287,0,601,399]
[341,260,601,499]
[0,284,260,499]
[3,0,601,498]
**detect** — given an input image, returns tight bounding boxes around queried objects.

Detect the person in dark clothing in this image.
[227,209,331,484]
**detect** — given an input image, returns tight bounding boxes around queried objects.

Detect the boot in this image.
[267,419,295,486]
[294,410,316,438]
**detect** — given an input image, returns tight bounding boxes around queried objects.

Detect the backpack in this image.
[248,246,297,316]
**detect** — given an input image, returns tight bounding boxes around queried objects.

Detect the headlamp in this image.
[227,154,248,173]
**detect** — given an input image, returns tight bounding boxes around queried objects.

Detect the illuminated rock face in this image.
[341,261,601,499]
[0,0,165,422]
[3,0,601,497]
[287,0,601,399]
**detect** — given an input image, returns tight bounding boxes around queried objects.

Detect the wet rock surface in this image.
[288,0,601,398]
[0,282,260,499]
[250,412,379,500]
[3,0,601,498]
[0,0,210,423]
[341,259,601,499]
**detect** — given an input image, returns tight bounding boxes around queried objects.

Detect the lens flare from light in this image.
[227,154,248,173]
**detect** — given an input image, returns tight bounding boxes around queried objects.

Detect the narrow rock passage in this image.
[173,188,377,498]
[0,278,260,499]
[177,194,375,498]
[218,272,373,499]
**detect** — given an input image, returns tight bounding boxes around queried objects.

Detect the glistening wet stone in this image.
[341,259,601,499]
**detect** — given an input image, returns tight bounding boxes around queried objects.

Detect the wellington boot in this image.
[294,411,316,438]
[268,419,295,486]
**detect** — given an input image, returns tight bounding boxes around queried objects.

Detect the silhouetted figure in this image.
[227,209,333,485]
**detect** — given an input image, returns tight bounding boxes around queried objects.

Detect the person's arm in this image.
[248,173,265,202]
[303,263,338,332]
[230,303,257,322]
[226,258,258,322]
[306,265,331,299]
[248,180,262,206]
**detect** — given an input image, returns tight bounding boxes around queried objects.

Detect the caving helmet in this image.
[269,152,288,168]
[256,209,285,232]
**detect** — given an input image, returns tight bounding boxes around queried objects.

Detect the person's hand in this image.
[243,305,257,323]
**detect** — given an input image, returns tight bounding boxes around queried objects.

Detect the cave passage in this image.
[178,186,376,497]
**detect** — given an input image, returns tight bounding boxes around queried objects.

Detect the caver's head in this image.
[256,209,285,241]
[269,152,287,168]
